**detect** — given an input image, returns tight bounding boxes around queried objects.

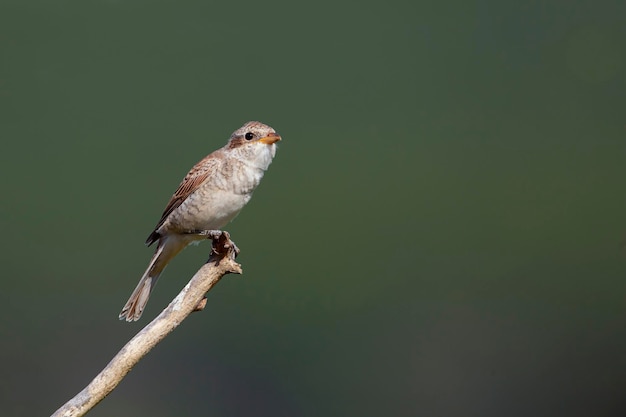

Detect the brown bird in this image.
[119,121,281,321]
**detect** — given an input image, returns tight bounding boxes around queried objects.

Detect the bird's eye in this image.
[244,132,254,140]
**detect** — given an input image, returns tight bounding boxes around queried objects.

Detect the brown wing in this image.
[145,155,221,246]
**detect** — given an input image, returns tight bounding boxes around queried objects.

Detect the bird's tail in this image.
[119,237,185,322]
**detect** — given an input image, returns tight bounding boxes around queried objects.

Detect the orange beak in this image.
[258,132,282,145]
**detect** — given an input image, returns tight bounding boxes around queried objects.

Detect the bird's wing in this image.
[146,155,221,246]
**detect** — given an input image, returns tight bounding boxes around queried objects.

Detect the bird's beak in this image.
[258,132,282,145]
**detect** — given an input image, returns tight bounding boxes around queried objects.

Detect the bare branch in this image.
[51,231,242,417]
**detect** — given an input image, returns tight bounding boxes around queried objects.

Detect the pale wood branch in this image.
[51,231,242,417]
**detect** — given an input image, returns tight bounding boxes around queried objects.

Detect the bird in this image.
[119,121,281,322]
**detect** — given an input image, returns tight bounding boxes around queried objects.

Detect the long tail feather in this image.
[119,237,185,322]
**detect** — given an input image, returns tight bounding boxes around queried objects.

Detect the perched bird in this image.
[119,121,281,322]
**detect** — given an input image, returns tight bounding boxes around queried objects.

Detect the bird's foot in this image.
[191,229,223,240]
[189,229,240,258]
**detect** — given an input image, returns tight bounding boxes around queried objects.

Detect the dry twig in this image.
[51,231,242,417]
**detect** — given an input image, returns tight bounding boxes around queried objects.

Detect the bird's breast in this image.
[164,164,265,233]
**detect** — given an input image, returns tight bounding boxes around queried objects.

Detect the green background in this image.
[2,1,625,416]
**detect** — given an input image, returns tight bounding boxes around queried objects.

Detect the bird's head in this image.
[226,121,281,168]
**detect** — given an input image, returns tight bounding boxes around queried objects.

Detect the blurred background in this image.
[1,0,625,416]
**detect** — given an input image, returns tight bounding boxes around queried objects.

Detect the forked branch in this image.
[51,231,242,417]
